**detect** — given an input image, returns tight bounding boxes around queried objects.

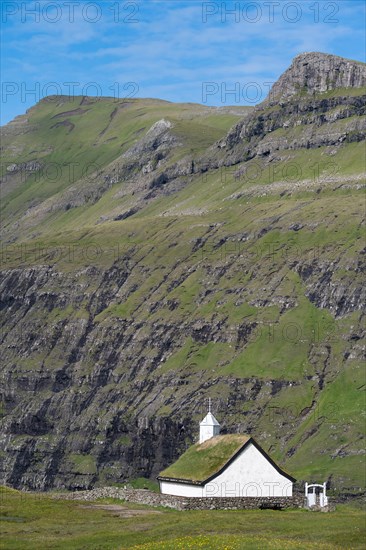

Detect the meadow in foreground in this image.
[1,487,365,549]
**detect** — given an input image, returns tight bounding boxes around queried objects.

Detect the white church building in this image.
[158,406,295,498]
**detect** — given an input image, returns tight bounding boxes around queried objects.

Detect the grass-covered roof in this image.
[158,434,250,483]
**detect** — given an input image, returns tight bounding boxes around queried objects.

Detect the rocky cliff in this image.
[267,52,366,103]
[0,53,365,495]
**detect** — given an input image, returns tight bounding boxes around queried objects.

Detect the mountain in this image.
[1,52,365,496]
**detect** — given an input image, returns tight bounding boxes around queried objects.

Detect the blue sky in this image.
[1,0,365,124]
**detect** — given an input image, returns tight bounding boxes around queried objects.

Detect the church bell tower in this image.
[199,398,220,443]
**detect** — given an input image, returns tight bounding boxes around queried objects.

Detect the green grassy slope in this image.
[1,96,250,237]
[0,85,365,493]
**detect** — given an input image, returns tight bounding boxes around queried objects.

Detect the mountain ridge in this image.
[0,52,365,495]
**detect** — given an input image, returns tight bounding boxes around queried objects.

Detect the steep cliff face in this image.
[267,52,366,103]
[210,90,366,168]
[0,53,365,494]
[204,53,366,172]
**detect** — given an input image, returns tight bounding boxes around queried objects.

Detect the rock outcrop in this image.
[267,52,366,103]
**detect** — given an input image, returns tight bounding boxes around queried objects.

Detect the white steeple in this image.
[199,398,220,443]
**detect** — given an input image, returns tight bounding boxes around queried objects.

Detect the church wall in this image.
[53,486,306,510]
[160,480,203,497]
[202,443,293,497]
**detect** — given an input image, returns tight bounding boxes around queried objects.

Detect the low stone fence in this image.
[52,486,306,511]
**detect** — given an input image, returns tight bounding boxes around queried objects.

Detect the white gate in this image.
[307,486,316,507]
[305,482,328,508]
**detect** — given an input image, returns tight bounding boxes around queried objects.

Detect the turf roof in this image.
[158,434,250,483]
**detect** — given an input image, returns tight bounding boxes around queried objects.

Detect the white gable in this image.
[203,441,293,497]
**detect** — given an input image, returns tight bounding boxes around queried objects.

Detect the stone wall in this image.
[51,486,306,511]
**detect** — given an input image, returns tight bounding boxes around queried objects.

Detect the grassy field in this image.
[1,487,365,550]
